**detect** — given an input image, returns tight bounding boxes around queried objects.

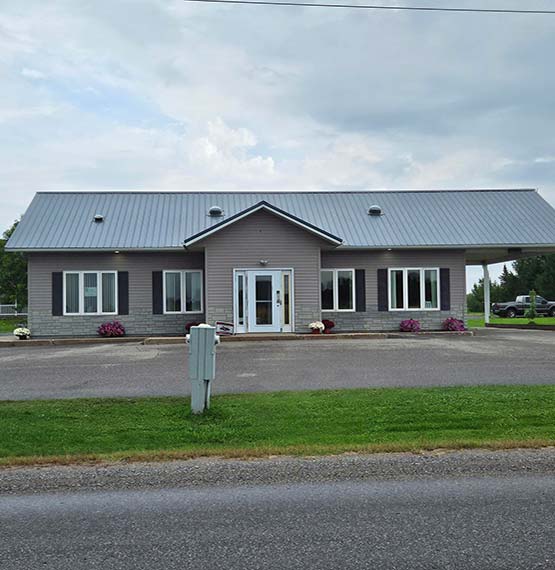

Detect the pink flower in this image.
[97,321,126,337]
[400,319,421,332]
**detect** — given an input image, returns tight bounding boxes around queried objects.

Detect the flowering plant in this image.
[442,317,466,332]
[13,327,31,338]
[399,319,421,333]
[97,321,126,337]
[309,321,325,333]
[322,319,335,334]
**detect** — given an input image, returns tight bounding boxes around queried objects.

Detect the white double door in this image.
[234,269,292,333]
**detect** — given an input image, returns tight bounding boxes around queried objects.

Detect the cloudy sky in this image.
[1,0,554,289]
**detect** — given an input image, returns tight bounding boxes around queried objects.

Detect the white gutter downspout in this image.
[483,262,491,325]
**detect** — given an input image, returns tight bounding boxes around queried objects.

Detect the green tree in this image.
[512,257,545,293]
[0,221,27,308]
[524,289,538,323]
[532,254,555,299]
[466,278,504,313]
[498,264,522,300]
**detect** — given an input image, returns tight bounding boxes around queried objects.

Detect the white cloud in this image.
[1,0,555,293]
[20,67,45,80]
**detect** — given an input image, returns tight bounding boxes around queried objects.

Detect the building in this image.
[6,189,555,337]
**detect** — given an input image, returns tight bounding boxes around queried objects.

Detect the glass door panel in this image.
[246,270,281,333]
[255,275,273,325]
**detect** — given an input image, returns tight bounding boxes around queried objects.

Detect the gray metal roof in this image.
[6,189,555,250]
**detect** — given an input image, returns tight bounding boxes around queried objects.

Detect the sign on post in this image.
[186,325,220,414]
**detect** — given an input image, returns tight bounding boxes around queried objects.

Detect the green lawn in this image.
[2,386,555,466]
[468,316,555,328]
[0,317,26,334]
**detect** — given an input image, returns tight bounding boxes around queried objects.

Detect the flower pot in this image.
[323,329,332,334]
[17,335,28,340]
[311,329,321,334]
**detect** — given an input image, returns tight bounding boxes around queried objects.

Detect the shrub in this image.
[524,289,538,323]
[185,321,202,333]
[322,319,335,331]
[97,321,126,337]
[399,318,421,333]
[442,317,466,332]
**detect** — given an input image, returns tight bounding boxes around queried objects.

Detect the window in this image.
[163,270,203,314]
[320,269,355,312]
[388,268,439,311]
[321,270,334,310]
[63,271,118,315]
[237,273,245,326]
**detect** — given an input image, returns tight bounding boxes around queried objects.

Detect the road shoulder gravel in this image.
[2,448,555,496]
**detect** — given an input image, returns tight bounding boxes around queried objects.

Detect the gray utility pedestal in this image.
[186,325,220,414]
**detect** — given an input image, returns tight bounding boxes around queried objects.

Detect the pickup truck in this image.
[492,295,555,318]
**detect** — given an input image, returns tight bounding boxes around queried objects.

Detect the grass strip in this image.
[0,317,26,334]
[468,316,555,328]
[1,385,555,466]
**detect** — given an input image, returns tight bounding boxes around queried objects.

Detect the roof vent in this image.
[93,214,104,223]
[368,205,383,217]
[208,205,224,217]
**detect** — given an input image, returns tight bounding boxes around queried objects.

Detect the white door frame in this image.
[247,270,281,333]
[233,268,295,334]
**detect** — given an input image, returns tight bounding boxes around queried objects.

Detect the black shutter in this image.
[152,271,163,314]
[52,272,63,316]
[118,271,129,315]
[440,268,450,311]
[355,269,366,312]
[377,268,388,311]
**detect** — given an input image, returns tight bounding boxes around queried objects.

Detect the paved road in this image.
[0,328,554,400]
[1,449,555,569]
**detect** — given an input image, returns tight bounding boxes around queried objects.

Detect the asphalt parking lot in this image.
[0,329,553,400]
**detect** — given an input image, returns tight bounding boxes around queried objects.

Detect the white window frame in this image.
[320,268,356,312]
[388,267,440,311]
[62,270,118,316]
[163,270,204,315]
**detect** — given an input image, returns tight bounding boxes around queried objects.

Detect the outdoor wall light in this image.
[114,250,120,254]
[259,259,269,266]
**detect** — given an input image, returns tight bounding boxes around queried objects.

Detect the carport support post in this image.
[483,262,491,325]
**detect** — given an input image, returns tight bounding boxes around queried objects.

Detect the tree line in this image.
[467,255,555,313]
[0,222,27,308]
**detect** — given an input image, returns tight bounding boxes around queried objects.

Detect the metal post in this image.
[187,325,220,414]
[483,262,490,325]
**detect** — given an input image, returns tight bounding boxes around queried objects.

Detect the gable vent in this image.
[368,205,383,217]
[93,214,104,223]
[208,205,224,217]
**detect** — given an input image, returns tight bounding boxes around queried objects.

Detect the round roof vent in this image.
[368,205,383,216]
[93,214,104,223]
[208,205,224,217]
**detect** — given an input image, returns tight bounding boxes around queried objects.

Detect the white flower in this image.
[13,327,31,337]
[309,321,325,331]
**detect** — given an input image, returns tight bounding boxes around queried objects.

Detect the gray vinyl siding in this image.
[321,249,466,331]
[202,209,326,331]
[27,251,204,337]
[26,228,466,337]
